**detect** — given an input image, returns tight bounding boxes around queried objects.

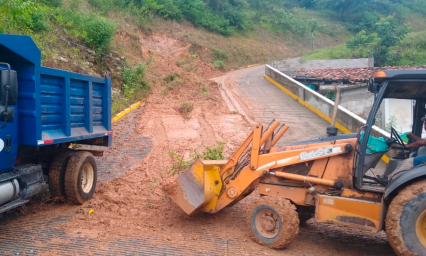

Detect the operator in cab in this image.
[393,116,426,175]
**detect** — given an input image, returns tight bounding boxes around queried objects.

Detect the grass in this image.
[178,101,193,118]
[161,73,181,96]
[200,83,208,96]
[301,44,352,61]
[112,87,151,116]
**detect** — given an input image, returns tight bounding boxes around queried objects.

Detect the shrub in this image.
[202,142,225,160]
[163,73,180,83]
[178,101,193,117]
[39,0,63,7]
[28,9,49,31]
[88,0,115,13]
[82,14,116,53]
[0,0,37,28]
[212,49,229,60]
[213,60,225,69]
[55,10,116,53]
[122,63,150,90]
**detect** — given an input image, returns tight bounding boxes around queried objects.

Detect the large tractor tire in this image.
[49,150,75,198]
[64,151,97,205]
[247,196,299,249]
[386,180,426,256]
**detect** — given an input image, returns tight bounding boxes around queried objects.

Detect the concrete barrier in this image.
[264,65,389,140]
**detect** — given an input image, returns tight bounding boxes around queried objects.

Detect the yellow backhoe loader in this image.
[166,69,426,255]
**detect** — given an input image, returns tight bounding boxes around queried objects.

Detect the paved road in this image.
[219,65,331,146]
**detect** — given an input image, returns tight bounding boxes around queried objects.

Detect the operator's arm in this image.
[407,132,422,142]
[407,138,426,148]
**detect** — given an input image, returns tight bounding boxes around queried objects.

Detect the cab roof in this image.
[370,69,426,100]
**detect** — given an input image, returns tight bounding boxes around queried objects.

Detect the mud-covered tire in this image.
[64,151,97,205]
[247,196,299,249]
[49,150,75,198]
[386,180,426,256]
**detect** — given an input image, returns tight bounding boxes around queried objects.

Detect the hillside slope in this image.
[1,0,353,115]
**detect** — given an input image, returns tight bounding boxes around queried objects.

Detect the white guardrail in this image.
[264,64,390,139]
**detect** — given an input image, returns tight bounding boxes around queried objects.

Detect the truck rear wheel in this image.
[64,151,97,205]
[247,196,299,249]
[49,150,75,198]
[386,180,426,256]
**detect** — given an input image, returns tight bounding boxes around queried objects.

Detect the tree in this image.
[315,0,367,21]
[374,15,410,66]
[346,15,410,66]
[346,30,380,58]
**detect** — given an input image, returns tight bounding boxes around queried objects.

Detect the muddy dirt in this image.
[62,30,253,245]
[0,30,396,256]
[59,30,396,256]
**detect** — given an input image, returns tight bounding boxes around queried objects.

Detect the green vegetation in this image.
[178,101,193,118]
[301,45,351,60]
[161,73,181,96]
[385,115,398,133]
[200,83,208,96]
[168,142,226,176]
[111,61,151,115]
[300,1,426,66]
[201,141,225,160]
[55,9,116,53]
[3,0,426,119]
[213,60,225,69]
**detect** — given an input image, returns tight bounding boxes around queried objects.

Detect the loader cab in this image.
[354,70,426,191]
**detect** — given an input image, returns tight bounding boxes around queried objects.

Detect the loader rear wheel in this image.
[49,150,75,198]
[64,151,97,205]
[247,196,299,249]
[386,180,426,256]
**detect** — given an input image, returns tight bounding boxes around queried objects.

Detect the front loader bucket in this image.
[167,160,224,215]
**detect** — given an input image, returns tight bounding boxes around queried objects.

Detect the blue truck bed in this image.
[0,34,112,147]
[0,34,112,210]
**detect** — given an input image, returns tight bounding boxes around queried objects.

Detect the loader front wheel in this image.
[247,196,299,249]
[386,180,426,256]
[64,151,97,205]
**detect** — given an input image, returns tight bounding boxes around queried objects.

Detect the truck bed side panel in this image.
[37,67,111,146]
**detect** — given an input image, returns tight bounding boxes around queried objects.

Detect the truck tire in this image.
[64,151,97,205]
[49,150,75,198]
[386,180,426,256]
[247,196,299,249]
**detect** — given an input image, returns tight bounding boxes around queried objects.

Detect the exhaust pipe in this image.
[0,179,19,206]
[327,84,341,136]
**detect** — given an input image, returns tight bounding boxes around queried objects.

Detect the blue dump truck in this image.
[0,34,112,214]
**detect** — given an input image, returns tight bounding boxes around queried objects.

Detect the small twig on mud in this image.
[19,205,29,215]
[40,196,72,206]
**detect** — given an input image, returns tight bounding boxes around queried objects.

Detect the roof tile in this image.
[288,65,426,83]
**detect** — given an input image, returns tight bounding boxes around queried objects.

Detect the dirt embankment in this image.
[63,30,255,247]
